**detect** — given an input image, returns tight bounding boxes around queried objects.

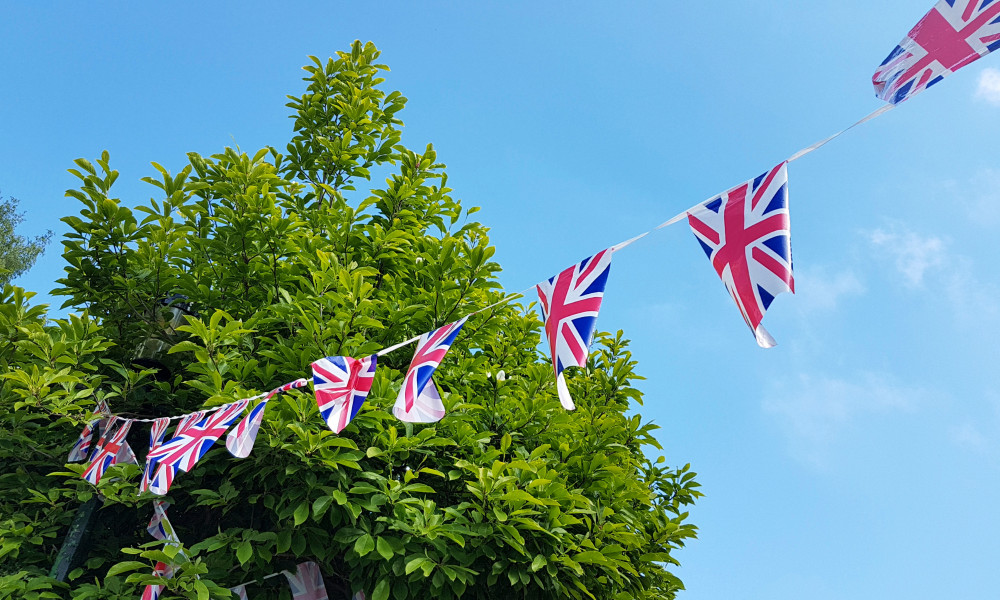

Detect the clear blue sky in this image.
[3,2,999,599]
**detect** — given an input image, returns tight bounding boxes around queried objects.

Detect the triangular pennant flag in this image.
[393,318,467,423]
[284,562,329,600]
[116,440,138,466]
[873,0,1000,104]
[226,378,309,459]
[140,418,171,494]
[141,501,181,600]
[146,401,249,490]
[536,249,613,410]
[230,585,249,600]
[67,399,110,462]
[226,400,269,459]
[311,355,378,434]
[82,417,133,485]
[687,162,793,348]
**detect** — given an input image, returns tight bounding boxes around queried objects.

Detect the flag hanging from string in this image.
[140,418,171,494]
[82,417,133,485]
[687,162,793,348]
[393,318,467,423]
[147,401,249,474]
[230,585,249,600]
[284,561,329,600]
[67,400,110,462]
[536,249,613,410]
[227,379,309,459]
[312,355,378,434]
[874,0,1000,104]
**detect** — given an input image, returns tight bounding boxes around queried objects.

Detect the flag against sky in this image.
[536,249,613,410]
[311,355,377,434]
[284,561,329,600]
[140,418,171,494]
[687,162,793,348]
[393,317,467,423]
[147,401,249,473]
[67,399,110,462]
[82,417,133,485]
[874,0,1000,104]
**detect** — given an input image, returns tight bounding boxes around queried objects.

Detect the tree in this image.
[0,41,701,600]
[0,194,52,286]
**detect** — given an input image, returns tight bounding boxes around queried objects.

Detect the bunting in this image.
[536,249,613,410]
[393,318,467,423]
[284,561,329,600]
[82,418,133,485]
[312,355,377,434]
[67,400,110,462]
[687,162,793,348]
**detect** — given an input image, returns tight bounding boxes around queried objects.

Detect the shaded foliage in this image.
[0,42,701,600]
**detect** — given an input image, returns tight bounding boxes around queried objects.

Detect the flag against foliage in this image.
[140,418,171,494]
[147,401,249,474]
[230,585,249,600]
[67,399,110,462]
[393,318,467,423]
[687,162,793,348]
[874,0,1000,104]
[284,561,329,600]
[537,249,613,410]
[226,378,309,459]
[82,417,133,485]
[312,355,377,434]
[141,502,180,600]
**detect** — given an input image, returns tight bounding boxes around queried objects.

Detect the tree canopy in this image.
[0,194,52,286]
[0,41,700,600]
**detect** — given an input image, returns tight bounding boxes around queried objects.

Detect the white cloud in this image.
[975,68,1000,105]
[866,226,945,288]
[793,267,865,313]
[763,372,920,465]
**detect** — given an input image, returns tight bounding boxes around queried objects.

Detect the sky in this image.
[2,2,999,599]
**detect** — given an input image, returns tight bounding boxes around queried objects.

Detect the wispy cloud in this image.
[975,68,1000,105]
[866,225,945,288]
[764,372,921,465]
[793,267,865,313]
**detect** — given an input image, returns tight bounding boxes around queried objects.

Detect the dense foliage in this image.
[0,42,701,600]
[0,195,52,286]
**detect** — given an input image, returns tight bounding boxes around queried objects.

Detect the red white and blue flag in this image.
[141,502,180,600]
[311,355,377,434]
[230,585,249,600]
[82,417,133,485]
[284,561,329,600]
[226,379,309,459]
[67,400,110,462]
[537,249,613,410]
[140,418,171,494]
[393,318,467,423]
[874,0,1000,104]
[147,402,248,472]
[687,162,793,348]
[147,412,203,496]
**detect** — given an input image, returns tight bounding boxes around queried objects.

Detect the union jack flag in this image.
[147,402,248,472]
[82,418,133,485]
[116,439,138,466]
[393,318,467,423]
[229,585,249,600]
[67,400,110,462]
[284,561,329,600]
[141,502,180,600]
[687,162,793,348]
[140,561,172,600]
[226,379,309,459]
[147,412,203,496]
[140,418,171,494]
[874,0,1000,104]
[353,592,367,600]
[536,249,613,410]
[311,355,377,434]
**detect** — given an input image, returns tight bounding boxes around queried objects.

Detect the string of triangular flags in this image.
[59,6,1000,596]
[138,502,361,600]
[65,0,1000,497]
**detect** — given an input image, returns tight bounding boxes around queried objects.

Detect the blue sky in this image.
[3,2,999,598]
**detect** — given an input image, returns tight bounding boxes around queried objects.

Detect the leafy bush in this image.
[0,41,700,600]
